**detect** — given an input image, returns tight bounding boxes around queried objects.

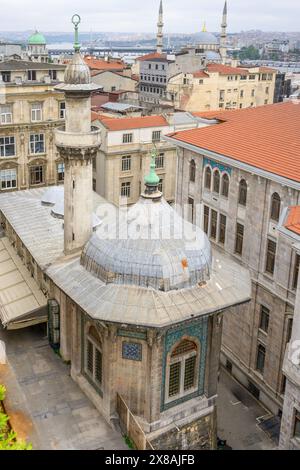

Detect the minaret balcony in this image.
[55,126,101,150]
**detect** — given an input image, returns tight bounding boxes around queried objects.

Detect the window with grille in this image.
[203,205,209,234]
[189,160,196,182]
[57,163,64,182]
[0,105,12,124]
[121,155,131,172]
[31,102,43,122]
[120,181,131,198]
[0,168,17,190]
[85,328,102,387]
[235,223,244,255]
[259,306,270,333]
[204,166,211,190]
[30,165,44,185]
[238,179,247,206]
[265,239,276,275]
[213,170,220,193]
[123,133,133,144]
[0,136,15,157]
[256,344,266,373]
[270,193,281,221]
[293,254,300,290]
[152,130,161,142]
[167,340,197,400]
[219,214,226,245]
[59,102,66,119]
[221,173,229,197]
[210,209,218,240]
[294,410,300,439]
[29,133,45,154]
[155,153,164,169]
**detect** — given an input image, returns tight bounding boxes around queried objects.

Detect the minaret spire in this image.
[156,0,164,54]
[220,1,228,64]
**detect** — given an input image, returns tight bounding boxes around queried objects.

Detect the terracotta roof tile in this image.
[193,71,209,78]
[136,52,168,62]
[206,63,249,75]
[284,206,300,235]
[92,115,168,131]
[84,57,126,71]
[169,102,300,183]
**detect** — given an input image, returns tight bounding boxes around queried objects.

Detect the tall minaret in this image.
[55,15,101,255]
[220,1,228,64]
[157,0,164,54]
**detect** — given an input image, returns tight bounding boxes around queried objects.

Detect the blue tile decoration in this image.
[203,157,232,176]
[122,341,142,361]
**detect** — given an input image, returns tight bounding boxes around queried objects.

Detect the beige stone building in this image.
[0,60,66,191]
[166,102,300,416]
[91,70,138,93]
[92,112,207,206]
[166,64,276,112]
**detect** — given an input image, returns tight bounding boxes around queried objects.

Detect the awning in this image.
[0,237,47,329]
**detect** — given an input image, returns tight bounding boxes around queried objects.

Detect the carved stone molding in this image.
[56,145,98,162]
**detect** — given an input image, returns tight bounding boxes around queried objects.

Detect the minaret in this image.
[157,0,164,54]
[220,1,228,64]
[55,15,101,255]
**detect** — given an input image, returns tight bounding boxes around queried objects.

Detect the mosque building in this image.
[27,30,49,63]
[0,15,251,450]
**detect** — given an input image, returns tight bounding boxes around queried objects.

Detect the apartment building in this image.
[0,61,66,191]
[165,102,300,415]
[166,64,276,112]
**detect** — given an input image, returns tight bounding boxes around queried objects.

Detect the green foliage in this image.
[124,435,135,449]
[0,385,6,402]
[239,45,260,61]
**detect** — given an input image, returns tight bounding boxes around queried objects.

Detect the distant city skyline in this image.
[0,0,299,34]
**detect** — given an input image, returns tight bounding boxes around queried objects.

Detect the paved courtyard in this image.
[217,369,277,450]
[0,324,127,450]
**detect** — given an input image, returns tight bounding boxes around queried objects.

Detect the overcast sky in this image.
[1,0,299,33]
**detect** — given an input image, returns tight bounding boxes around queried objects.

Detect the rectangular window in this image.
[293,254,300,290]
[0,168,17,190]
[287,318,293,344]
[259,306,270,333]
[29,133,45,154]
[27,70,37,81]
[57,163,64,182]
[31,102,43,122]
[123,133,133,144]
[1,71,11,83]
[155,153,164,169]
[59,102,66,119]
[235,223,244,255]
[86,338,102,386]
[120,181,131,198]
[49,70,57,80]
[219,214,226,245]
[30,165,44,185]
[0,136,15,157]
[294,410,300,438]
[152,130,161,142]
[158,178,163,193]
[203,205,209,235]
[265,239,276,275]
[121,155,131,172]
[0,105,12,124]
[210,209,218,240]
[169,362,181,397]
[256,344,266,373]
[184,356,196,391]
[188,197,194,223]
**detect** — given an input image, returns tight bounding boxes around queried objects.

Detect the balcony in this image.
[55,126,101,149]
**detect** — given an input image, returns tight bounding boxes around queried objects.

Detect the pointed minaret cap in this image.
[202,21,207,33]
[159,0,163,14]
[223,1,227,15]
[142,148,162,200]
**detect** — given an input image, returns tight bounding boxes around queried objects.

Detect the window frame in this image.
[221,173,229,198]
[0,168,17,190]
[204,166,212,190]
[292,254,300,290]
[29,165,44,186]
[0,105,13,125]
[122,133,133,144]
[57,162,64,182]
[238,179,247,206]
[31,102,43,122]
[259,305,270,334]
[270,192,281,222]
[212,169,220,194]
[0,136,15,157]
[85,331,103,388]
[189,159,196,183]
[265,238,277,275]
[256,343,266,374]
[152,130,161,143]
[235,222,244,256]
[121,155,131,172]
[120,181,131,198]
[29,133,45,154]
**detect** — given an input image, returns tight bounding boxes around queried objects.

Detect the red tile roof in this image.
[84,57,126,71]
[193,71,209,78]
[92,114,168,131]
[284,206,300,235]
[136,52,167,62]
[169,102,300,183]
[206,63,248,75]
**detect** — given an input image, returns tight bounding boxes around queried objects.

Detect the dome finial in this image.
[72,14,81,53]
[142,148,162,199]
[202,21,207,33]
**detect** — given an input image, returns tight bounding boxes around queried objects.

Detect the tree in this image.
[239,45,260,61]
[0,385,32,450]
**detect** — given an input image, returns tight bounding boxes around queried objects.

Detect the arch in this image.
[238,179,247,206]
[213,169,220,194]
[270,192,281,222]
[204,166,212,190]
[221,173,229,198]
[167,338,199,400]
[189,159,196,183]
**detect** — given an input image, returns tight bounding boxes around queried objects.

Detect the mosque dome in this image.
[81,152,212,292]
[197,31,218,45]
[28,31,46,45]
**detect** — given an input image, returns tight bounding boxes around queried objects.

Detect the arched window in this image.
[204,166,212,190]
[189,159,196,182]
[168,339,198,399]
[270,192,281,222]
[221,173,229,198]
[85,325,102,387]
[238,179,247,206]
[213,169,220,194]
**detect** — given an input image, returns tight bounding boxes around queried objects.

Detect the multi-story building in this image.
[92,112,206,206]
[0,60,66,191]
[166,64,276,112]
[165,102,300,415]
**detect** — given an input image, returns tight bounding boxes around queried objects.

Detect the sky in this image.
[0,0,299,33]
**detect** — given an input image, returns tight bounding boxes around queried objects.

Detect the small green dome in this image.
[28,31,46,45]
[145,150,160,186]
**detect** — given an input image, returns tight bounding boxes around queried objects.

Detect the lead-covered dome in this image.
[197,31,218,45]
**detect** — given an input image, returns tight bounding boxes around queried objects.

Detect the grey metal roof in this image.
[101,102,142,112]
[196,32,219,45]
[0,60,66,71]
